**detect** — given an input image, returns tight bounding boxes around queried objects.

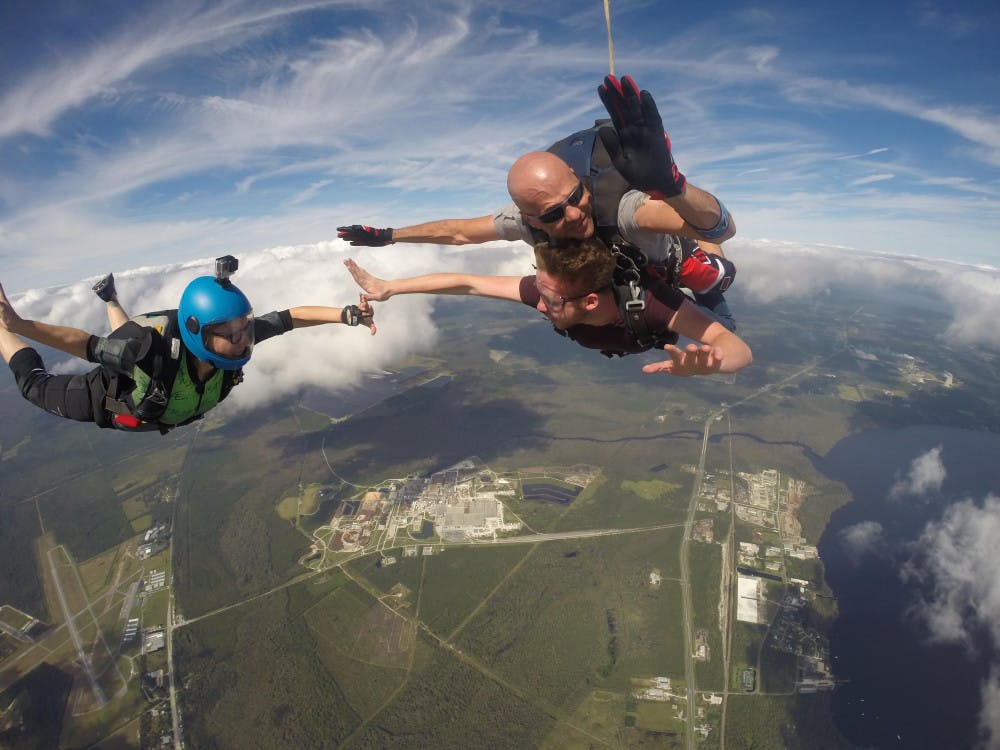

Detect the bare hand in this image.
[344,258,392,302]
[0,282,24,333]
[641,343,724,377]
[358,294,376,335]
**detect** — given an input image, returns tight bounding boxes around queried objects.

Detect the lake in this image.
[816,425,1000,749]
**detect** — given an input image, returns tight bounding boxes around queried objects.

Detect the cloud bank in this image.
[8,239,533,414]
[729,239,1000,351]
[903,494,1000,747]
[6,236,1000,422]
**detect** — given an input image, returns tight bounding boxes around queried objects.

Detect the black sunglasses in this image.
[527,181,585,224]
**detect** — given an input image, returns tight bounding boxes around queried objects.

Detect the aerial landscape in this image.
[3,269,999,748]
[1,2,998,749]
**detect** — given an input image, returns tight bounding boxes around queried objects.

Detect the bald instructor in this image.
[338,75,738,328]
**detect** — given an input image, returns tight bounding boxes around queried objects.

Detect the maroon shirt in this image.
[518,275,687,355]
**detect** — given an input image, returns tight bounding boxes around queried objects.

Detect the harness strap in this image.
[602,243,679,357]
[547,121,631,230]
[132,352,170,421]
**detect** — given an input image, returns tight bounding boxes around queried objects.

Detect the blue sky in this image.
[1,0,999,293]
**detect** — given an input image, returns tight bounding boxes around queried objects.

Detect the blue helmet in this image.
[178,276,254,370]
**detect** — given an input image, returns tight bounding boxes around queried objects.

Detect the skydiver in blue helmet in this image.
[0,256,375,434]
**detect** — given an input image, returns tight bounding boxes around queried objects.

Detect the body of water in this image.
[816,425,1000,749]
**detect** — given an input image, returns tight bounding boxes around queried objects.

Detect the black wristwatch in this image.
[341,305,362,326]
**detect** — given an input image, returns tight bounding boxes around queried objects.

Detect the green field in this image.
[690,541,724,690]
[174,582,361,749]
[6,283,991,748]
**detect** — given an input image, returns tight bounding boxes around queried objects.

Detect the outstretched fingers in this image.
[0,282,21,332]
[600,75,644,126]
[638,88,664,131]
[343,258,390,302]
[642,343,682,375]
[358,293,377,335]
[641,343,723,377]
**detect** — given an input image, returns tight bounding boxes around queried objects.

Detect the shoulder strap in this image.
[611,281,656,352]
[606,245,679,355]
[106,310,184,423]
[547,120,631,230]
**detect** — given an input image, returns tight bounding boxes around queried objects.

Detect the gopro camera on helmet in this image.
[215,255,239,283]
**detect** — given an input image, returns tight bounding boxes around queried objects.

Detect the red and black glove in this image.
[681,244,737,294]
[597,74,687,199]
[337,225,394,247]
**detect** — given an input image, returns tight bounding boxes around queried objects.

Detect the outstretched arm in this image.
[633,190,736,244]
[337,215,500,247]
[0,282,92,360]
[598,74,734,242]
[644,300,751,376]
[344,259,522,302]
[288,295,377,335]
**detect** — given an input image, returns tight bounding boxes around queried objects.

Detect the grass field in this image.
[174,583,361,749]
[411,544,529,638]
[343,631,555,750]
[38,471,133,562]
[7,287,989,748]
[690,541,725,690]
[303,581,411,717]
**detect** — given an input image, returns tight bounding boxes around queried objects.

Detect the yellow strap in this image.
[603,0,615,75]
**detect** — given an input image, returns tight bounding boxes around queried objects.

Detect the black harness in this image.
[603,241,679,357]
[542,123,679,357]
[101,310,243,433]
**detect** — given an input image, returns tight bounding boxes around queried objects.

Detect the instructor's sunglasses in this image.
[527,181,585,224]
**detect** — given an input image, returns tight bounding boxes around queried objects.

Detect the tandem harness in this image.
[101,311,243,433]
[548,237,679,358]
[547,119,686,286]
[544,120,683,356]
[603,240,679,358]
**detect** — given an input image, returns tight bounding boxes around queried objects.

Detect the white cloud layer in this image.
[889,445,947,500]
[6,236,1000,422]
[9,238,533,414]
[729,240,1000,351]
[903,494,1000,746]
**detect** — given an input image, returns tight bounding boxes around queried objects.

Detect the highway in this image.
[677,349,845,749]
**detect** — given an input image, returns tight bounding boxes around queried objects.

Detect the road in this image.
[167,567,182,750]
[679,406,722,749]
[678,349,846,749]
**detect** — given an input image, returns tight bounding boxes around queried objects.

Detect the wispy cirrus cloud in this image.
[849,173,894,187]
[1,0,999,296]
[0,0,350,139]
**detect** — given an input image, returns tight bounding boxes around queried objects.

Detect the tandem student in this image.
[344,236,751,378]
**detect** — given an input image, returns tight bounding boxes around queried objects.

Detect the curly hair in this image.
[533,236,616,293]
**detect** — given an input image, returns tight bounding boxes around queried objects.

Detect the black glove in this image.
[337,225,394,247]
[597,75,687,198]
